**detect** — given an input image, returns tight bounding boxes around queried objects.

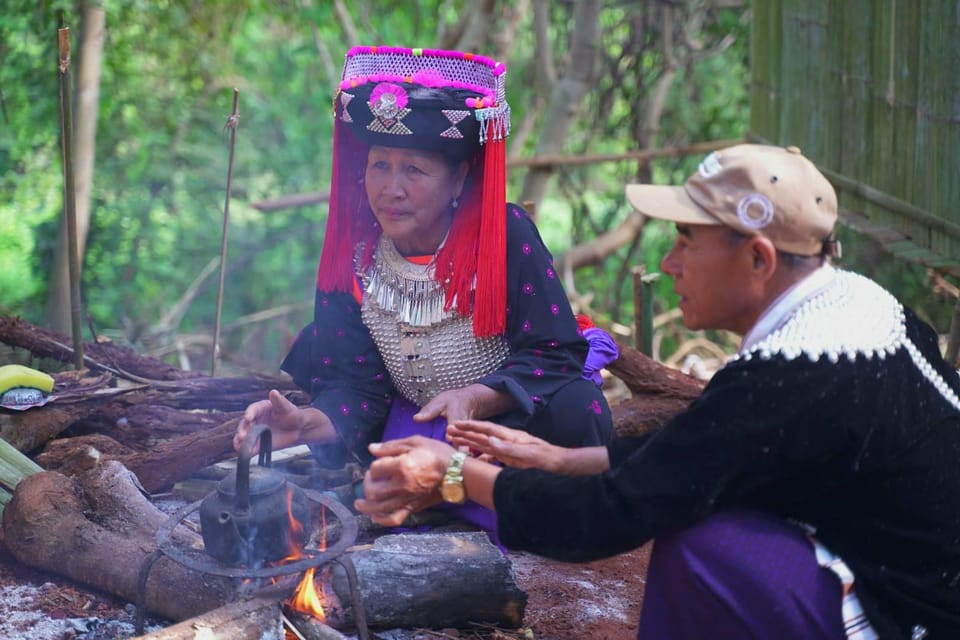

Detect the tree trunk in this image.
[519,0,601,206]
[47,4,105,334]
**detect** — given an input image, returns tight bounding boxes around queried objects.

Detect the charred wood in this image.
[326,532,526,632]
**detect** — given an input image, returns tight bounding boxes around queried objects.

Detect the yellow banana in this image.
[0,364,55,395]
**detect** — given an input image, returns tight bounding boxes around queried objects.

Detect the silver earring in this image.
[451,197,459,210]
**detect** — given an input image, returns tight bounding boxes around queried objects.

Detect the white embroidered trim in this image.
[735,270,960,412]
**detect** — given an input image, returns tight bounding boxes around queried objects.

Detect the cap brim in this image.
[624,184,720,226]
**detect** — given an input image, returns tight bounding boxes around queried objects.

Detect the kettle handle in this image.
[236,423,273,512]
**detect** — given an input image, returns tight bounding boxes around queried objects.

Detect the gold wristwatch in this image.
[440,450,468,504]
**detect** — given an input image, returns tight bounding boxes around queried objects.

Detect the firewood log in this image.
[2,464,240,621]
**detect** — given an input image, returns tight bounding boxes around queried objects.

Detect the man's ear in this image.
[748,236,778,281]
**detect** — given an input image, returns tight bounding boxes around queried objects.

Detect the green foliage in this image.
[3,1,949,374]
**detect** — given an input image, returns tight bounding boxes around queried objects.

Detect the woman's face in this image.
[365,145,468,256]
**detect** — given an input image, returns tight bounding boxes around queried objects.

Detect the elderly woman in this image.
[236,46,615,539]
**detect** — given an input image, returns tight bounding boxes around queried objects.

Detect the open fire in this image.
[286,491,330,622]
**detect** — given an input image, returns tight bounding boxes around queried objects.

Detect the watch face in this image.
[441,481,466,504]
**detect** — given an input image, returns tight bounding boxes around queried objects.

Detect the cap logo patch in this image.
[367,83,413,135]
[736,193,774,229]
[440,110,470,139]
[698,152,723,178]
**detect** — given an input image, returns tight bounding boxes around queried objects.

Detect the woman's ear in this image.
[452,160,469,198]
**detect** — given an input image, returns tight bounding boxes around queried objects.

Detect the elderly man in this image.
[355,144,960,639]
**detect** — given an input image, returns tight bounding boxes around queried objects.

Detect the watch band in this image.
[441,450,468,504]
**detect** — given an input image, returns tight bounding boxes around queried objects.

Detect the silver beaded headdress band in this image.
[334,46,511,158]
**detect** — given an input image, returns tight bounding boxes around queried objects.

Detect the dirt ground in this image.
[0,523,650,640]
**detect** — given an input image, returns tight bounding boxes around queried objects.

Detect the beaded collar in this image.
[360,234,454,327]
[735,268,960,411]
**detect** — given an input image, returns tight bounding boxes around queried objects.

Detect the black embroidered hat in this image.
[336,81,486,160]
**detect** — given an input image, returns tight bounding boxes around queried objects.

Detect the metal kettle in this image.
[199,423,312,566]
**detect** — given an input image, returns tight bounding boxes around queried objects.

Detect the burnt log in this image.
[325,532,526,631]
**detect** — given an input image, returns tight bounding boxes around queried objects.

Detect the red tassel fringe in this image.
[473,136,507,337]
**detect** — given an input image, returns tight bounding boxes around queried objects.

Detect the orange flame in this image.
[291,566,325,620]
[282,489,331,621]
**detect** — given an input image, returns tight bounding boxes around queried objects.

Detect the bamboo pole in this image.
[0,436,42,518]
[212,89,240,376]
[57,27,84,370]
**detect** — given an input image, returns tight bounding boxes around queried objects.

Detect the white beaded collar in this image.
[734,267,960,411]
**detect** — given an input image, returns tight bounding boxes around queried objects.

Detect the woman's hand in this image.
[354,436,454,526]
[414,383,516,423]
[234,389,308,454]
[447,419,565,472]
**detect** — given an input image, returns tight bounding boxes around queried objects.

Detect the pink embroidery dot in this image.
[546,268,556,279]
[320,297,329,306]
[521,243,532,255]
[522,283,534,295]
[522,320,532,332]
[534,368,544,377]
[322,357,332,366]
[550,304,559,315]
[531,395,542,403]
[590,400,602,415]
[355,355,365,364]
[374,373,384,381]
[340,404,350,415]
[361,401,369,411]
[548,340,560,348]
[533,349,543,356]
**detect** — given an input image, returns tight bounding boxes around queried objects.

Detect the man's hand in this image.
[354,436,454,526]
[447,420,565,472]
[234,389,306,453]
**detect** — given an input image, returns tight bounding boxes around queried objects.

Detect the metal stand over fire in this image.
[135,425,369,638]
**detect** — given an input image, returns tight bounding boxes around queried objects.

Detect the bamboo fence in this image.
[750,0,960,276]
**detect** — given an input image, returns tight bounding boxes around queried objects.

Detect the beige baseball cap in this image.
[625,144,839,256]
